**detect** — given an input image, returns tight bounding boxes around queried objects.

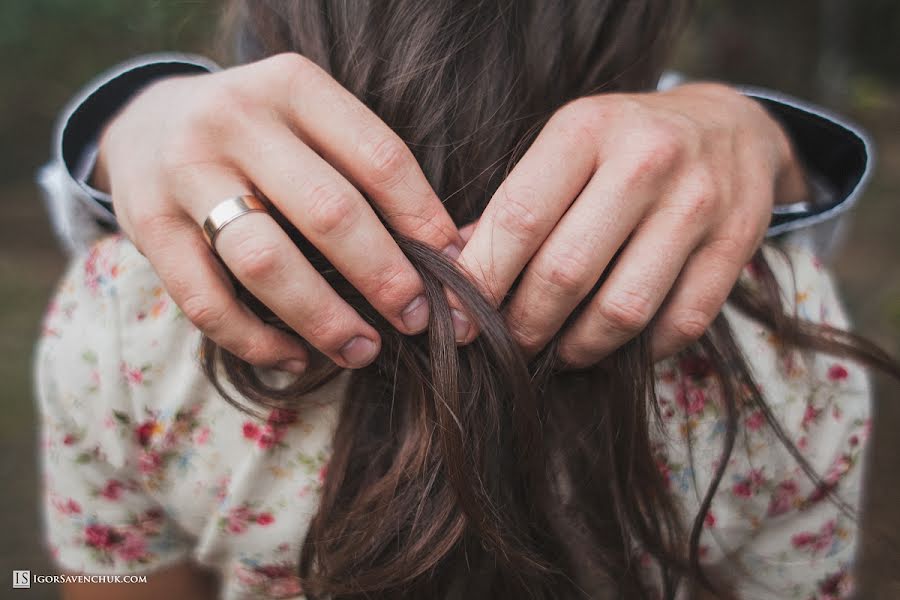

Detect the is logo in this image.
[12,570,31,589]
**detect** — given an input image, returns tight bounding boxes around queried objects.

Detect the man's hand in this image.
[452,83,808,365]
[96,53,462,372]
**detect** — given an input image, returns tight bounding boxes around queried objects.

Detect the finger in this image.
[502,159,662,355]
[450,113,599,341]
[252,54,462,254]
[132,211,311,373]
[215,214,384,369]
[228,122,432,336]
[650,234,754,360]
[557,204,709,368]
[175,167,384,369]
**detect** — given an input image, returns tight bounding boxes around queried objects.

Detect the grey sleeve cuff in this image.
[37,161,114,255]
[739,86,874,239]
[44,53,220,252]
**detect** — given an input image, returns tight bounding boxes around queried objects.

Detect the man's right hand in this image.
[95,53,463,372]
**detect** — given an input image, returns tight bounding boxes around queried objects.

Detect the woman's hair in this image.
[202,1,900,598]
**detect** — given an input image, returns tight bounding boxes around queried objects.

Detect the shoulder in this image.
[40,233,170,329]
[38,233,192,372]
[652,243,871,595]
[753,242,852,329]
[724,243,869,409]
[654,243,869,422]
[36,235,203,457]
[34,236,344,581]
[34,236,204,573]
[654,242,872,471]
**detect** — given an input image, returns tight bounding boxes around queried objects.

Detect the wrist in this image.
[673,83,810,206]
[716,84,811,206]
[768,115,810,206]
[92,132,112,194]
[90,74,182,196]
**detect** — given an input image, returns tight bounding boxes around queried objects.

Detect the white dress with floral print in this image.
[35,236,871,600]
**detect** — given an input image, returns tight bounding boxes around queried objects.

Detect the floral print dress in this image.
[35,236,871,599]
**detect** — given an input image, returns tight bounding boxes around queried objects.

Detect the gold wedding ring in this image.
[202,195,268,249]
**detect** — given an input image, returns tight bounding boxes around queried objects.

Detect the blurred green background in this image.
[1,1,898,598]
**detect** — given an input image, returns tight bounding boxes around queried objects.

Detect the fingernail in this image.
[442,243,462,261]
[401,295,429,332]
[277,359,307,374]
[451,309,471,343]
[339,336,379,368]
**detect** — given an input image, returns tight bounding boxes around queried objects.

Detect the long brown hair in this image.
[203,1,900,598]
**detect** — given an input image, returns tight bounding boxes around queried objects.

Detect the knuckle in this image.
[620,130,682,185]
[511,324,545,356]
[181,293,227,333]
[160,129,204,173]
[178,93,211,132]
[559,96,596,118]
[184,83,256,136]
[639,126,683,171]
[130,211,184,245]
[559,96,603,125]
[682,168,718,217]
[552,97,605,143]
[233,336,276,366]
[260,52,318,93]
[598,291,655,333]
[230,240,282,281]
[707,235,746,264]
[399,204,453,245]
[688,190,716,219]
[277,52,325,104]
[494,186,542,241]
[557,339,597,369]
[535,249,592,298]
[367,261,418,309]
[670,308,713,343]
[305,308,350,350]
[265,52,311,76]
[219,87,258,129]
[363,135,411,187]
[305,183,359,238]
